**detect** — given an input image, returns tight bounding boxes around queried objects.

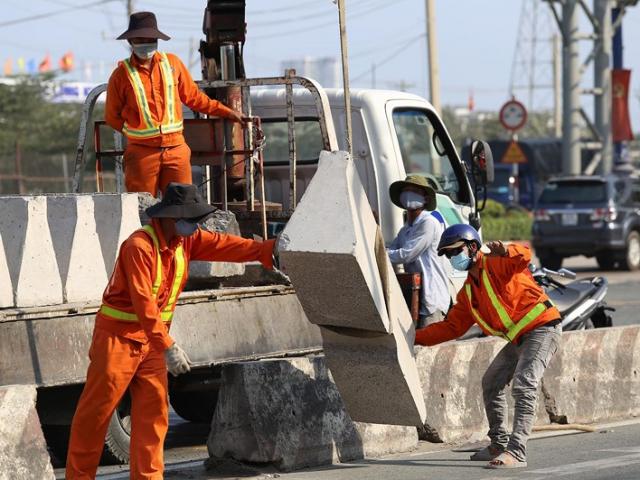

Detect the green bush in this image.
[480,200,532,241]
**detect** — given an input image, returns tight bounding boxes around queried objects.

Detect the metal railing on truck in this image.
[72,72,339,236]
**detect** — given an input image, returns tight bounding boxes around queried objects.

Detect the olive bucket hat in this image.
[145,183,217,221]
[117,11,170,41]
[389,175,437,210]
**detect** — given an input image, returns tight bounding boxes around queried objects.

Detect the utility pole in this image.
[126,0,134,17]
[553,34,562,138]
[337,0,353,157]
[561,0,581,175]
[425,0,441,114]
[594,0,613,174]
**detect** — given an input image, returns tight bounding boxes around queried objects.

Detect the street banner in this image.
[612,69,634,142]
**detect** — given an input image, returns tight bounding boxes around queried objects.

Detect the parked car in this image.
[532,174,640,271]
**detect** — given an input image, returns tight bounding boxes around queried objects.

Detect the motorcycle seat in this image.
[546,279,597,315]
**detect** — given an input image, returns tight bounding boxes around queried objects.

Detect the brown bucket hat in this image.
[389,175,437,210]
[117,11,170,41]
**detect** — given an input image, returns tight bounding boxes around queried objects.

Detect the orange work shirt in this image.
[105,52,235,147]
[96,219,275,352]
[415,244,560,346]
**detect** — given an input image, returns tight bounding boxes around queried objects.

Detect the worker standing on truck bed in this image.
[386,175,450,327]
[105,11,244,196]
[66,183,275,479]
[415,224,562,469]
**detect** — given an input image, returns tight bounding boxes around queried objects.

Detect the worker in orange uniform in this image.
[105,11,244,196]
[66,183,275,479]
[415,224,561,470]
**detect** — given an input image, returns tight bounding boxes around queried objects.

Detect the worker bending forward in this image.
[66,183,275,479]
[106,11,243,196]
[415,224,561,469]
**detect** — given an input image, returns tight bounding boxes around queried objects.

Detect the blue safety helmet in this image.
[437,224,481,256]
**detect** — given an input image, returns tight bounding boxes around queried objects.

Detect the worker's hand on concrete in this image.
[165,343,192,376]
[486,241,508,257]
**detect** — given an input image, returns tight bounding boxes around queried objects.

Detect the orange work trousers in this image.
[124,142,192,197]
[66,327,169,480]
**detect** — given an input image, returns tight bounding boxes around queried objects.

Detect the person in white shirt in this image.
[387,175,451,327]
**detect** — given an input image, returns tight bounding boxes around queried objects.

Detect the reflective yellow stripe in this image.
[481,257,515,331]
[464,257,549,341]
[121,52,183,139]
[100,224,185,324]
[465,285,508,340]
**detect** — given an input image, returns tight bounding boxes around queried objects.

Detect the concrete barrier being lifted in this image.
[0,384,54,479]
[279,150,426,426]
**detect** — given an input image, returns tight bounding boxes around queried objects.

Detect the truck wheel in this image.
[103,394,131,464]
[596,251,616,270]
[170,390,218,424]
[622,231,640,271]
[539,252,563,271]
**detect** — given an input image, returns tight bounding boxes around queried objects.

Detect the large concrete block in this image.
[0,384,54,479]
[47,195,109,303]
[0,196,63,307]
[94,193,141,275]
[0,234,12,308]
[208,356,417,472]
[279,150,389,332]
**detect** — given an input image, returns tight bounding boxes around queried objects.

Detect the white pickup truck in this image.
[0,75,492,464]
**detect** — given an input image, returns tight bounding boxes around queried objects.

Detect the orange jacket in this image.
[96,219,275,351]
[415,244,560,346]
[105,52,235,147]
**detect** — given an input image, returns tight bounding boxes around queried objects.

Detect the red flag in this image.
[39,53,51,73]
[468,89,475,111]
[59,51,74,72]
[3,58,12,76]
[612,69,634,142]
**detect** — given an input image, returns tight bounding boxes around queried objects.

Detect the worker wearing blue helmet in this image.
[417,223,561,469]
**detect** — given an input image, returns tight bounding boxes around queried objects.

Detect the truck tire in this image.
[622,231,640,271]
[103,394,131,464]
[170,390,218,424]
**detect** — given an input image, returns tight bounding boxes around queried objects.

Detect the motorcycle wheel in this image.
[590,308,613,328]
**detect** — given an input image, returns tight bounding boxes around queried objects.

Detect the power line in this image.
[351,33,425,83]
[0,0,119,28]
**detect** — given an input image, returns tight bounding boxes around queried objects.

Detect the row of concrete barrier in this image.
[0,194,141,308]
[2,326,639,475]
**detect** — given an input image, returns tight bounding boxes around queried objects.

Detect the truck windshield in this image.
[261,119,323,165]
[392,109,460,201]
[539,181,607,204]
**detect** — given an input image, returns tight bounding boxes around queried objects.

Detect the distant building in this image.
[280,57,339,88]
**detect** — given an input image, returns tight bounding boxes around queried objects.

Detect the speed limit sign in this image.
[499,98,527,132]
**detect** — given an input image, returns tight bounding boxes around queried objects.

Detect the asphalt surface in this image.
[54,255,640,480]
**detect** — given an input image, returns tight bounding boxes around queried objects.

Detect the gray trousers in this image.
[482,322,561,462]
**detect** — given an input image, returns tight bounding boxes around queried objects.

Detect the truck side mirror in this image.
[467,140,494,224]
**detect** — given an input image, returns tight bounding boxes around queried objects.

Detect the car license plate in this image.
[562,212,578,226]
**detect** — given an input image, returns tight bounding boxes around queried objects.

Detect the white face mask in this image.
[399,190,425,210]
[131,42,158,60]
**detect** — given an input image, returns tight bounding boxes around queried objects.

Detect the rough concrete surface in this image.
[279,151,389,332]
[0,196,63,307]
[207,356,417,472]
[0,384,54,480]
[0,234,12,308]
[47,195,108,303]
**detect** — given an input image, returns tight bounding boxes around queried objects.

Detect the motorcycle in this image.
[529,264,614,330]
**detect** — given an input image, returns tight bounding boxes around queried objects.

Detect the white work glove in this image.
[164,343,191,376]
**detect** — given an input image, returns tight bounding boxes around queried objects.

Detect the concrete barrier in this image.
[415,325,640,443]
[208,356,417,472]
[0,235,12,308]
[94,193,141,276]
[0,384,54,479]
[278,151,426,426]
[47,195,109,303]
[280,151,389,332]
[0,196,63,307]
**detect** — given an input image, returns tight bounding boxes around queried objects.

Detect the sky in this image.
[2,0,640,129]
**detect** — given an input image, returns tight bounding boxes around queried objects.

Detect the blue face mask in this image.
[175,219,198,237]
[450,250,472,271]
[131,42,158,60]
[399,190,425,210]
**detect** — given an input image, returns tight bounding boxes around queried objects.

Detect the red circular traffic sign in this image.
[499,98,528,132]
